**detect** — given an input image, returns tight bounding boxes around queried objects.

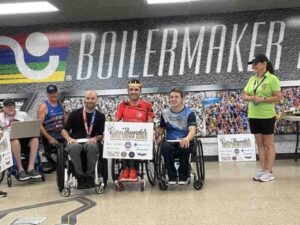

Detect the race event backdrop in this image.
[0,7,299,156]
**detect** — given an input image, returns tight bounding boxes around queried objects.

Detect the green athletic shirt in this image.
[243,71,280,119]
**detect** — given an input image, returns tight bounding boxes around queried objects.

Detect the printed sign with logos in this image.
[0,131,13,172]
[217,134,256,162]
[103,122,154,160]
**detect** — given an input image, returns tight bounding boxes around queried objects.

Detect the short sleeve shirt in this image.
[244,71,280,119]
[160,107,197,140]
[115,100,154,122]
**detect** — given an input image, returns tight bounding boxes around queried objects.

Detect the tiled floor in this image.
[1,160,300,225]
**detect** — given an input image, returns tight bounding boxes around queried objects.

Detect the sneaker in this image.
[27,170,42,179]
[119,168,130,181]
[168,179,177,185]
[128,168,138,181]
[178,177,188,185]
[259,171,275,182]
[0,191,7,198]
[253,169,264,181]
[18,171,30,181]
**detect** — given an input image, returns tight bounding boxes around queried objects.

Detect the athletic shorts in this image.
[248,117,275,135]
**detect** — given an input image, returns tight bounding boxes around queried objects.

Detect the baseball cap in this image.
[3,99,16,107]
[248,54,269,65]
[46,84,58,93]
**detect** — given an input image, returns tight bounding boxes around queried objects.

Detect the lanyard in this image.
[253,75,266,96]
[83,108,96,138]
[2,113,14,128]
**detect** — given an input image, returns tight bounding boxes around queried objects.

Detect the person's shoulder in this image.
[118,101,129,107]
[70,107,83,116]
[96,110,105,118]
[140,99,152,107]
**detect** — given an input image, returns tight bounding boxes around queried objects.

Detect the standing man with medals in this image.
[61,90,105,178]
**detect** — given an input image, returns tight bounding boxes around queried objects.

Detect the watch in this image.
[264,97,267,102]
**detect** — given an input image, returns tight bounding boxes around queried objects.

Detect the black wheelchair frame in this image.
[111,145,157,191]
[56,143,108,197]
[156,136,205,191]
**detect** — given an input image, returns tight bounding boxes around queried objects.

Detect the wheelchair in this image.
[56,143,108,197]
[111,145,157,191]
[156,135,205,191]
[4,147,45,187]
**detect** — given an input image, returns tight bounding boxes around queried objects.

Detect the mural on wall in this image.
[0,32,69,84]
[61,86,299,137]
[0,8,299,131]
[0,8,300,90]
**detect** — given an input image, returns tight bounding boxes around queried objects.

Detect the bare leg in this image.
[27,138,39,172]
[255,134,267,170]
[262,134,276,172]
[10,139,24,172]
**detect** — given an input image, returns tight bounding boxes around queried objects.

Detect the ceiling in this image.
[0,0,300,27]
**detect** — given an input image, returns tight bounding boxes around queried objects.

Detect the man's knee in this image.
[66,143,82,154]
[86,143,99,154]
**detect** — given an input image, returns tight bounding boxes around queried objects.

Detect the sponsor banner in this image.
[217,134,256,162]
[103,122,154,160]
[0,131,13,172]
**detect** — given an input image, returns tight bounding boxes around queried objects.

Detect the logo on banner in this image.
[0,32,70,84]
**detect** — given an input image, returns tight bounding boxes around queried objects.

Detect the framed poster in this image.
[103,122,154,160]
[217,134,256,162]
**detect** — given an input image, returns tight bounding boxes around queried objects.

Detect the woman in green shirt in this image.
[243,54,281,182]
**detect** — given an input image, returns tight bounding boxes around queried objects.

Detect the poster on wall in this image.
[103,122,154,160]
[0,131,13,172]
[217,134,256,162]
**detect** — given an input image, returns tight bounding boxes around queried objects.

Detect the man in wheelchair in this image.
[37,84,65,174]
[61,90,105,180]
[115,79,154,182]
[156,88,197,185]
[0,99,41,181]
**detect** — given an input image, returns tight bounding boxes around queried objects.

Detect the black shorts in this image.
[19,138,34,153]
[248,117,275,135]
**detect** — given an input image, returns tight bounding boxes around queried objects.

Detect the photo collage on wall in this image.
[62,86,300,137]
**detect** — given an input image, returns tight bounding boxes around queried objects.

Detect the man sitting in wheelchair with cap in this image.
[156,88,197,185]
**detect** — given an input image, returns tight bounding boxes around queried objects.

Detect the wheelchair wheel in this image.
[193,180,203,190]
[41,173,46,182]
[115,181,124,191]
[62,188,70,197]
[56,144,65,192]
[195,138,205,182]
[95,186,104,194]
[7,176,12,187]
[158,180,168,191]
[145,144,157,186]
[0,171,4,183]
[111,159,122,181]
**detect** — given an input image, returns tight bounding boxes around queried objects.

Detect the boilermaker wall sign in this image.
[0,8,300,89]
[103,122,154,160]
[0,32,70,84]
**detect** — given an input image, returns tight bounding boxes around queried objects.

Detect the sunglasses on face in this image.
[129,88,140,91]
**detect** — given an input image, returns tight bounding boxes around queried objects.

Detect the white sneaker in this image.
[259,171,275,182]
[253,169,264,181]
[168,179,177,185]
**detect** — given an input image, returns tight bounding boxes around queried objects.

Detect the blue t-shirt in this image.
[160,107,197,140]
